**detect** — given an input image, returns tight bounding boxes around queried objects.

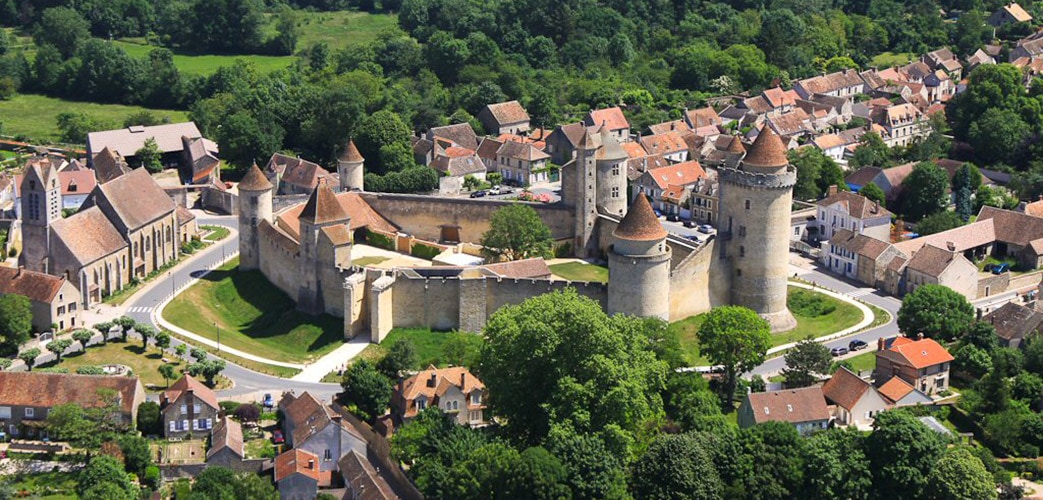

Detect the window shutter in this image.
[183,420,188,431]
[169,421,175,431]
[206,418,212,429]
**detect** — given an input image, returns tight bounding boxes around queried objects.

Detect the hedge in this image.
[411,242,443,260]
[367,229,396,251]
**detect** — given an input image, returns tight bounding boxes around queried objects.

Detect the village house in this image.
[983,301,1043,349]
[699,135,746,169]
[427,123,480,151]
[878,103,928,148]
[545,122,589,165]
[160,374,219,438]
[822,367,891,428]
[923,47,963,81]
[584,107,630,143]
[0,372,145,439]
[275,448,324,498]
[990,2,1033,27]
[181,136,220,185]
[430,147,486,181]
[737,386,830,436]
[689,175,719,224]
[206,416,245,467]
[495,139,552,186]
[264,154,336,196]
[477,100,531,136]
[392,366,488,427]
[683,106,723,137]
[0,267,81,332]
[638,131,689,163]
[822,228,898,286]
[815,186,893,242]
[1010,38,1043,62]
[279,392,367,472]
[86,122,218,172]
[967,49,997,71]
[873,335,953,395]
[765,108,814,140]
[90,147,131,184]
[812,134,850,163]
[338,450,399,500]
[794,69,866,99]
[632,161,707,215]
[475,137,504,172]
[904,244,979,298]
[876,376,934,406]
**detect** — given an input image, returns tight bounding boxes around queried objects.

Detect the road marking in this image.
[127,306,152,313]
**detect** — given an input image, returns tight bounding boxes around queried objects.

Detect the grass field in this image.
[112,40,295,76]
[549,262,609,283]
[37,341,184,390]
[162,328,301,379]
[870,51,916,67]
[669,286,865,366]
[0,94,189,143]
[8,469,78,500]
[845,350,877,373]
[163,258,344,363]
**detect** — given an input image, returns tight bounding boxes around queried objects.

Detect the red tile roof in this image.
[887,337,954,369]
[238,163,272,191]
[299,181,349,225]
[161,374,219,410]
[207,416,244,459]
[587,107,629,131]
[274,448,321,483]
[746,386,830,424]
[614,194,668,242]
[877,376,916,403]
[643,161,706,190]
[0,267,67,303]
[822,367,872,410]
[483,100,530,125]
[0,372,141,415]
[339,139,364,163]
[743,126,789,169]
[395,366,485,419]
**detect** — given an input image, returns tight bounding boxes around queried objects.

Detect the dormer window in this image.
[471,393,481,405]
[416,398,426,410]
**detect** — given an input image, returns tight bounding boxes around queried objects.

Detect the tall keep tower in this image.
[570,125,629,257]
[717,127,797,331]
[573,129,599,256]
[19,158,62,273]
[608,194,670,319]
[237,162,273,271]
[296,180,350,315]
[337,139,365,192]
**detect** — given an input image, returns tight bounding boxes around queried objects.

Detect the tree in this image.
[442,332,483,368]
[187,358,226,387]
[55,112,111,145]
[698,306,771,406]
[18,347,40,371]
[191,347,208,361]
[134,137,163,173]
[546,429,628,500]
[481,204,553,261]
[0,294,32,352]
[190,465,278,500]
[175,344,188,358]
[866,410,948,500]
[968,108,1029,167]
[233,403,261,424]
[137,401,161,435]
[72,329,94,352]
[901,162,950,222]
[46,403,96,444]
[114,316,136,342]
[136,323,156,349]
[93,322,113,343]
[740,421,807,499]
[0,359,10,371]
[783,338,833,387]
[916,211,964,236]
[802,428,872,500]
[269,5,300,56]
[118,434,152,477]
[158,363,177,387]
[850,132,893,168]
[897,284,976,341]
[926,447,998,500]
[790,148,823,200]
[376,339,417,379]
[34,7,91,59]
[479,289,667,444]
[355,109,412,174]
[47,338,72,362]
[154,331,171,351]
[339,359,392,421]
[953,344,993,379]
[859,183,886,207]
[631,432,724,499]
[462,175,481,191]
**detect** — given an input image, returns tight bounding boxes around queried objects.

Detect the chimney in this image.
[428,373,437,388]
[872,201,879,214]
[877,337,885,351]
[946,241,955,251]
[828,185,838,196]
[460,373,466,388]
[917,332,924,340]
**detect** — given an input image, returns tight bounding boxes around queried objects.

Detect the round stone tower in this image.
[237,162,273,271]
[594,125,628,217]
[608,194,671,320]
[337,139,365,192]
[717,127,797,331]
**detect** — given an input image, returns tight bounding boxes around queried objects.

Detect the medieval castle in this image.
[238,126,797,341]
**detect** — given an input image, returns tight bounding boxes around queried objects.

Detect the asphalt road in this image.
[124,213,341,402]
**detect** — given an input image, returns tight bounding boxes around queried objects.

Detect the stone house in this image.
[265,154,335,195]
[275,448,323,499]
[923,48,963,81]
[181,136,220,185]
[990,2,1033,27]
[0,372,145,439]
[794,69,866,99]
[983,301,1043,349]
[815,187,893,242]
[427,123,479,151]
[584,107,630,143]
[873,335,953,395]
[545,122,588,165]
[206,416,245,467]
[765,108,814,140]
[1010,38,1043,62]
[638,131,689,163]
[86,122,217,171]
[876,376,934,406]
[967,49,997,71]
[812,134,849,163]
[822,228,861,279]
[160,374,220,438]
[279,392,367,473]
[903,244,978,299]
[392,366,488,427]
[878,103,927,148]
[822,367,891,428]
[741,87,800,117]
[737,387,830,436]
[0,266,82,332]
[683,106,723,137]
[689,175,719,225]
[477,100,531,136]
[822,228,897,286]
[475,137,504,172]
[632,161,707,215]
[495,139,551,186]
[430,147,486,180]
[338,451,398,500]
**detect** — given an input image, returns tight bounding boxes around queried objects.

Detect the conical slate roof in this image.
[238,162,273,191]
[614,194,667,242]
[299,179,348,224]
[596,126,628,161]
[576,128,599,150]
[726,135,746,154]
[339,139,364,163]
[742,126,788,169]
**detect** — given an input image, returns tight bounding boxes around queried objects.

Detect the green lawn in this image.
[201,225,231,241]
[669,286,865,366]
[343,328,484,381]
[870,51,916,67]
[163,258,344,363]
[353,256,390,267]
[0,94,189,144]
[549,262,609,283]
[161,328,301,379]
[36,341,185,391]
[8,469,78,500]
[112,40,295,76]
[845,350,877,373]
[294,10,398,51]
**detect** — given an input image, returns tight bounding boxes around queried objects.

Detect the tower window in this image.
[736,268,742,277]
[611,187,619,198]
[739,226,746,237]
[739,246,745,257]
[745,200,751,210]
[612,165,620,176]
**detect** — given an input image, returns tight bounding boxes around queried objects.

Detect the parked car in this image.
[272,430,284,444]
[499,186,514,194]
[262,393,274,409]
[470,190,487,198]
[653,209,664,218]
[488,185,501,195]
[683,219,697,228]
[697,224,715,234]
[992,263,1010,274]
[849,339,869,351]
[666,214,680,222]
[830,346,849,357]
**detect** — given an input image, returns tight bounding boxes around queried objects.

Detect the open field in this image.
[37,341,185,390]
[0,94,189,144]
[549,262,609,283]
[669,286,865,366]
[164,258,344,364]
[112,40,295,76]
[870,51,916,67]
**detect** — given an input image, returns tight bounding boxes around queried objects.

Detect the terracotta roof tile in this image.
[208,416,244,459]
[643,161,706,190]
[798,69,864,95]
[816,190,893,219]
[430,123,479,150]
[977,205,1043,248]
[339,139,364,163]
[483,101,530,125]
[621,142,647,159]
[905,244,963,277]
[395,366,485,419]
[497,140,550,162]
[282,391,364,446]
[50,206,128,265]
[277,192,396,241]
[239,162,273,191]
[647,120,689,135]
[0,267,67,303]
[742,127,789,169]
[983,301,1043,341]
[822,367,872,410]
[274,448,321,483]
[176,205,196,227]
[894,218,995,255]
[763,87,796,108]
[877,376,916,403]
[91,147,130,184]
[476,137,504,161]
[614,194,667,241]
[887,338,954,369]
[482,258,552,279]
[639,132,689,156]
[685,107,722,128]
[266,153,333,191]
[161,374,219,411]
[338,451,397,500]
[586,107,629,131]
[746,386,830,424]
[299,181,349,225]
[0,372,141,415]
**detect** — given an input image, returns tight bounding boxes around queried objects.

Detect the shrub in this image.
[787,289,836,317]
[75,365,105,375]
[554,241,573,258]
[367,230,395,251]
[143,465,161,490]
[411,242,442,260]
[219,401,241,414]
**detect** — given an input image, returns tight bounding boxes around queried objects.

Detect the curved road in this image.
[123,213,341,402]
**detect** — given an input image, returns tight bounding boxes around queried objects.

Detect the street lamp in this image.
[214,322,220,352]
